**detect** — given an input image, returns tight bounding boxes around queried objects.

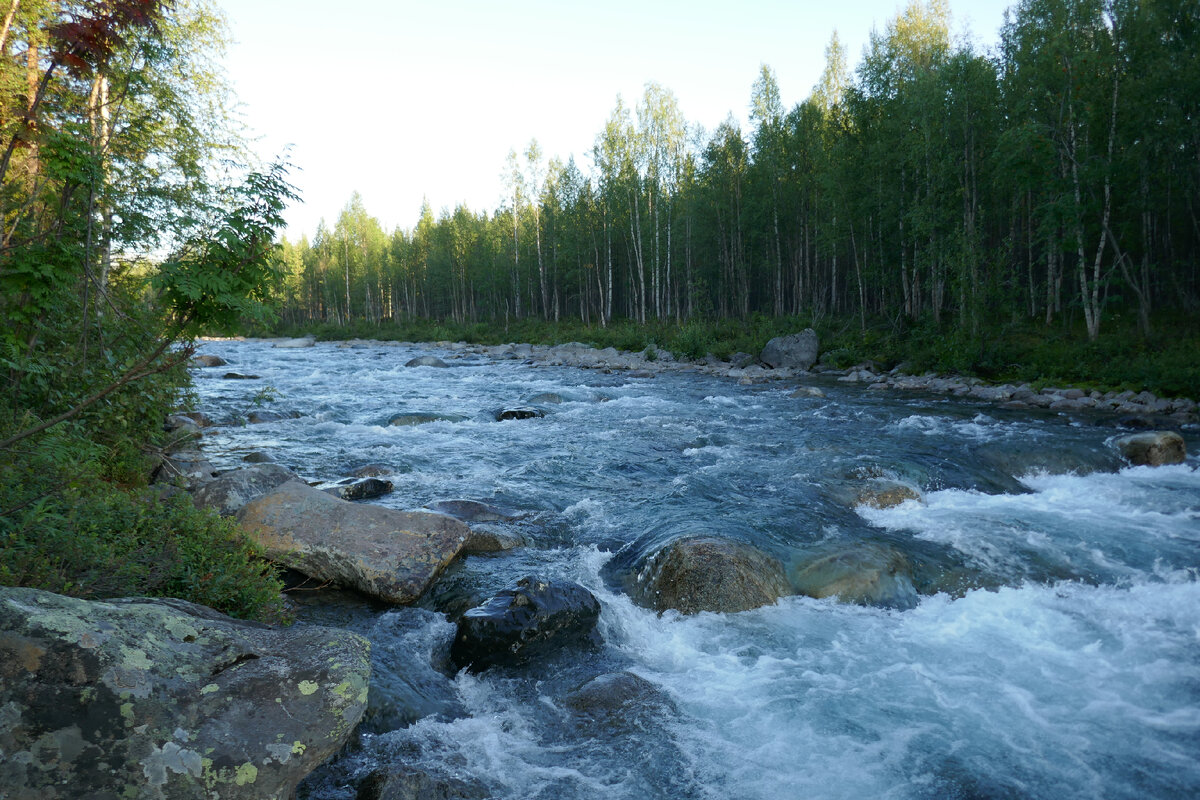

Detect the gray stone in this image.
[425,499,517,524]
[154,451,218,486]
[191,354,227,367]
[760,329,819,370]
[564,672,673,721]
[237,481,468,604]
[404,356,449,368]
[388,412,466,427]
[1114,431,1187,467]
[635,536,790,615]
[242,451,273,463]
[323,478,394,502]
[190,463,299,517]
[0,587,369,800]
[246,410,301,424]
[348,464,392,478]
[462,527,524,554]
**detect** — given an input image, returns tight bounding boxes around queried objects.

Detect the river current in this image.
[190,339,1200,800]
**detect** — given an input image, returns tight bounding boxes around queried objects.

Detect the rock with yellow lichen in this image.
[0,587,370,799]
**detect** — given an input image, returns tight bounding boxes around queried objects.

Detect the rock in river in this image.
[237,480,468,604]
[449,577,601,672]
[494,406,546,421]
[634,536,790,614]
[404,355,449,368]
[1114,431,1187,466]
[323,477,394,501]
[426,499,517,523]
[0,586,370,800]
[191,353,227,367]
[388,412,466,427]
[791,544,919,610]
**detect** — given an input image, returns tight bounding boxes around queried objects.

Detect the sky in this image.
[220,0,1016,239]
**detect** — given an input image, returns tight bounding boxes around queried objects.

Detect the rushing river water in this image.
[191,339,1200,800]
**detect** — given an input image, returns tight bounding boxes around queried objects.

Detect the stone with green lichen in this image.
[0,587,370,799]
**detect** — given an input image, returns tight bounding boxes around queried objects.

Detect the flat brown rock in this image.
[237,480,468,604]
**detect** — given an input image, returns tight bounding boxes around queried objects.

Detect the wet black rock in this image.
[449,577,601,672]
[246,409,301,424]
[494,406,546,421]
[564,671,674,723]
[324,477,394,501]
[242,451,273,463]
[222,372,260,380]
[634,536,790,615]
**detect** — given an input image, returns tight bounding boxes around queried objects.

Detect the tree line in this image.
[275,0,1199,343]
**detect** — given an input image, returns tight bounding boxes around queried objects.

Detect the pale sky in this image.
[220,0,1015,239]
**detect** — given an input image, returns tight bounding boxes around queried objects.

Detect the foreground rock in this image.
[759,329,819,370]
[238,480,468,604]
[0,587,370,800]
[791,544,918,610]
[1114,431,1187,466]
[190,463,299,516]
[635,536,790,614]
[449,577,601,672]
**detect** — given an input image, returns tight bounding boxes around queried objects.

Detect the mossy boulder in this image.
[634,536,790,614]
[0,587,369,800]
[237,480,468,605]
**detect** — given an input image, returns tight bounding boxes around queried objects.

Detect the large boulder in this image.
[791,544,919,610]
[0,587,370,800]
[634,536,790,614]
[1114,431,1187,466]
[190,463,299,517]
[237,480,468,604]
[449,577,601,672]
[759,329,819,371]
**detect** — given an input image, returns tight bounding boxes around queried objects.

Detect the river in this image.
[190,339,1200,800]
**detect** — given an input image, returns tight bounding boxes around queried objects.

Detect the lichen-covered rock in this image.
[190,463,299,517]
[0,587,370,800]
[791,544,919,610]
[760,329,819,371]
[634,536,790,615]
[1114,431,1187,466]
[449,577,601,672]
[238,481,468,604]
[855,480,922,509]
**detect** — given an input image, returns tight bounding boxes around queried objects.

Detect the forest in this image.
[273,0,1200,382]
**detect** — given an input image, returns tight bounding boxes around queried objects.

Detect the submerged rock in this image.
[273,336,316,348]
[635,536,790,615]
[348,463,392,478]
[462,526,524,554]
[449,577,601,672]
[791,544,919,610]
[760,329,819,371]
[855,480,922,509]
[0,586,370,800]
[356,768,487,800]
[426,499,517,523]
[564,672,673,721]
[405,356,449,368]
[526,392,565,405]
[190,463,299,516]
[388,412,466,427]
[238,480,468,604]
[1114,431,1187,466]
[242,451,273,463]
[222,372,260,380]
[494,406,546,421]
[246,409,301,424]
[324,477,394,501]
